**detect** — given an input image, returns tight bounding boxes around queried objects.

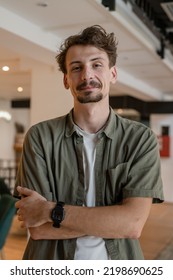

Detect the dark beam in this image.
[101,0,116,11]
[109,95,173,115]
[11,99,30,108]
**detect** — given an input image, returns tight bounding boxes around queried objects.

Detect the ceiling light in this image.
[2,66,10,71]
[17,87,23,92]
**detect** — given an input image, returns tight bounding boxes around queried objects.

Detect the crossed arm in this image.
[15,186,152,241]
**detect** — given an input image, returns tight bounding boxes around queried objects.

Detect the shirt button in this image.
[76,138,83,144]
[76,199,83,206]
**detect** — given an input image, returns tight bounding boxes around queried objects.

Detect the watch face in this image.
[52,205,64,223]
[56,209,63,221]
[51,202,65,228]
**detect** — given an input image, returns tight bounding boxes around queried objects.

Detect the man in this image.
[14,25,164,260]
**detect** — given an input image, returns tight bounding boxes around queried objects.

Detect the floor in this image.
[1,215,27,260]
[2,202,173,260]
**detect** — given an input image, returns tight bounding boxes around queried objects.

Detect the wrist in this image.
[45,201,56,223]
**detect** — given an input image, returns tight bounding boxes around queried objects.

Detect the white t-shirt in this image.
[74,126,109,260]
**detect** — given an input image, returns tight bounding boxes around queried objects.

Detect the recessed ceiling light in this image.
[17,87,23,92]
[36,2,48,7]
[2,66,10,71]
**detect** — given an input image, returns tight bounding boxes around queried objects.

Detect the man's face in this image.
[64,45,117,104]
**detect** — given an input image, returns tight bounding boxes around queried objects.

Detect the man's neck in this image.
[73,103,110,133]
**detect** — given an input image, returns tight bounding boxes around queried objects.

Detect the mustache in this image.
[76,80,101,91]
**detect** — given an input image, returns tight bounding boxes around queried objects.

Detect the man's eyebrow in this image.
[69,57,105,66]
[91,57,105,62]
[69,60,81,66]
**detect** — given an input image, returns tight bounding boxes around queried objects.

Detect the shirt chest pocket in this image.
[106,163,129,204]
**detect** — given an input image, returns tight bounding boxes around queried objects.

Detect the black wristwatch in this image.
[51,201,65,228]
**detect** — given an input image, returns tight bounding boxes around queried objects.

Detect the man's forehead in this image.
[66,45,108,63]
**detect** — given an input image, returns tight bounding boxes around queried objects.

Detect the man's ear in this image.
[111,66,117,84]
[63,74,69,89]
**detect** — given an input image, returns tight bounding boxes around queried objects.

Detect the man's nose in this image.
[81,66,93,80]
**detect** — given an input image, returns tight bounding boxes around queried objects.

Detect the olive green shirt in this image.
[14,108,164,260]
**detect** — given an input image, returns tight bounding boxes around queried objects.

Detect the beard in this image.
[76,80,103,104]
[77,91,103,103]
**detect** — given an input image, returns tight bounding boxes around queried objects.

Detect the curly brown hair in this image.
[56,25,118,74]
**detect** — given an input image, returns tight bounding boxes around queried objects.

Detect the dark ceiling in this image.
[102,0,173,56]
[130,0,173,56]
[151,0,173,29]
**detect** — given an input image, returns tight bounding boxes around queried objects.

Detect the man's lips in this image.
[80,86,96,90]
[77,81,101,91]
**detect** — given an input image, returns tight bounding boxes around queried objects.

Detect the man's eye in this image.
[72,66,81,72]
[94,63,102,68]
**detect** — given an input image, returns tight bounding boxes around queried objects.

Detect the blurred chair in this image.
[0,194,16,259]
[0,177,11,195]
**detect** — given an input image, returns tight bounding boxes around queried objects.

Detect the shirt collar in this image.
[65,109,76,137]
[103,107,117,140]
[65,107,117,140]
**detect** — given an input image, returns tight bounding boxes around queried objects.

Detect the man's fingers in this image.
[16,186,33,196]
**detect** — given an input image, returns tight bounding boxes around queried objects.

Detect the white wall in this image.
[0,99,30,160]
[30,60,73,125]
[151,114,173,202]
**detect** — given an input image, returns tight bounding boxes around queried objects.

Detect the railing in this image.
[0,159,18,193]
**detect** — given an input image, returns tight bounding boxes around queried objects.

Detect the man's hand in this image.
[15,186,55,228]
